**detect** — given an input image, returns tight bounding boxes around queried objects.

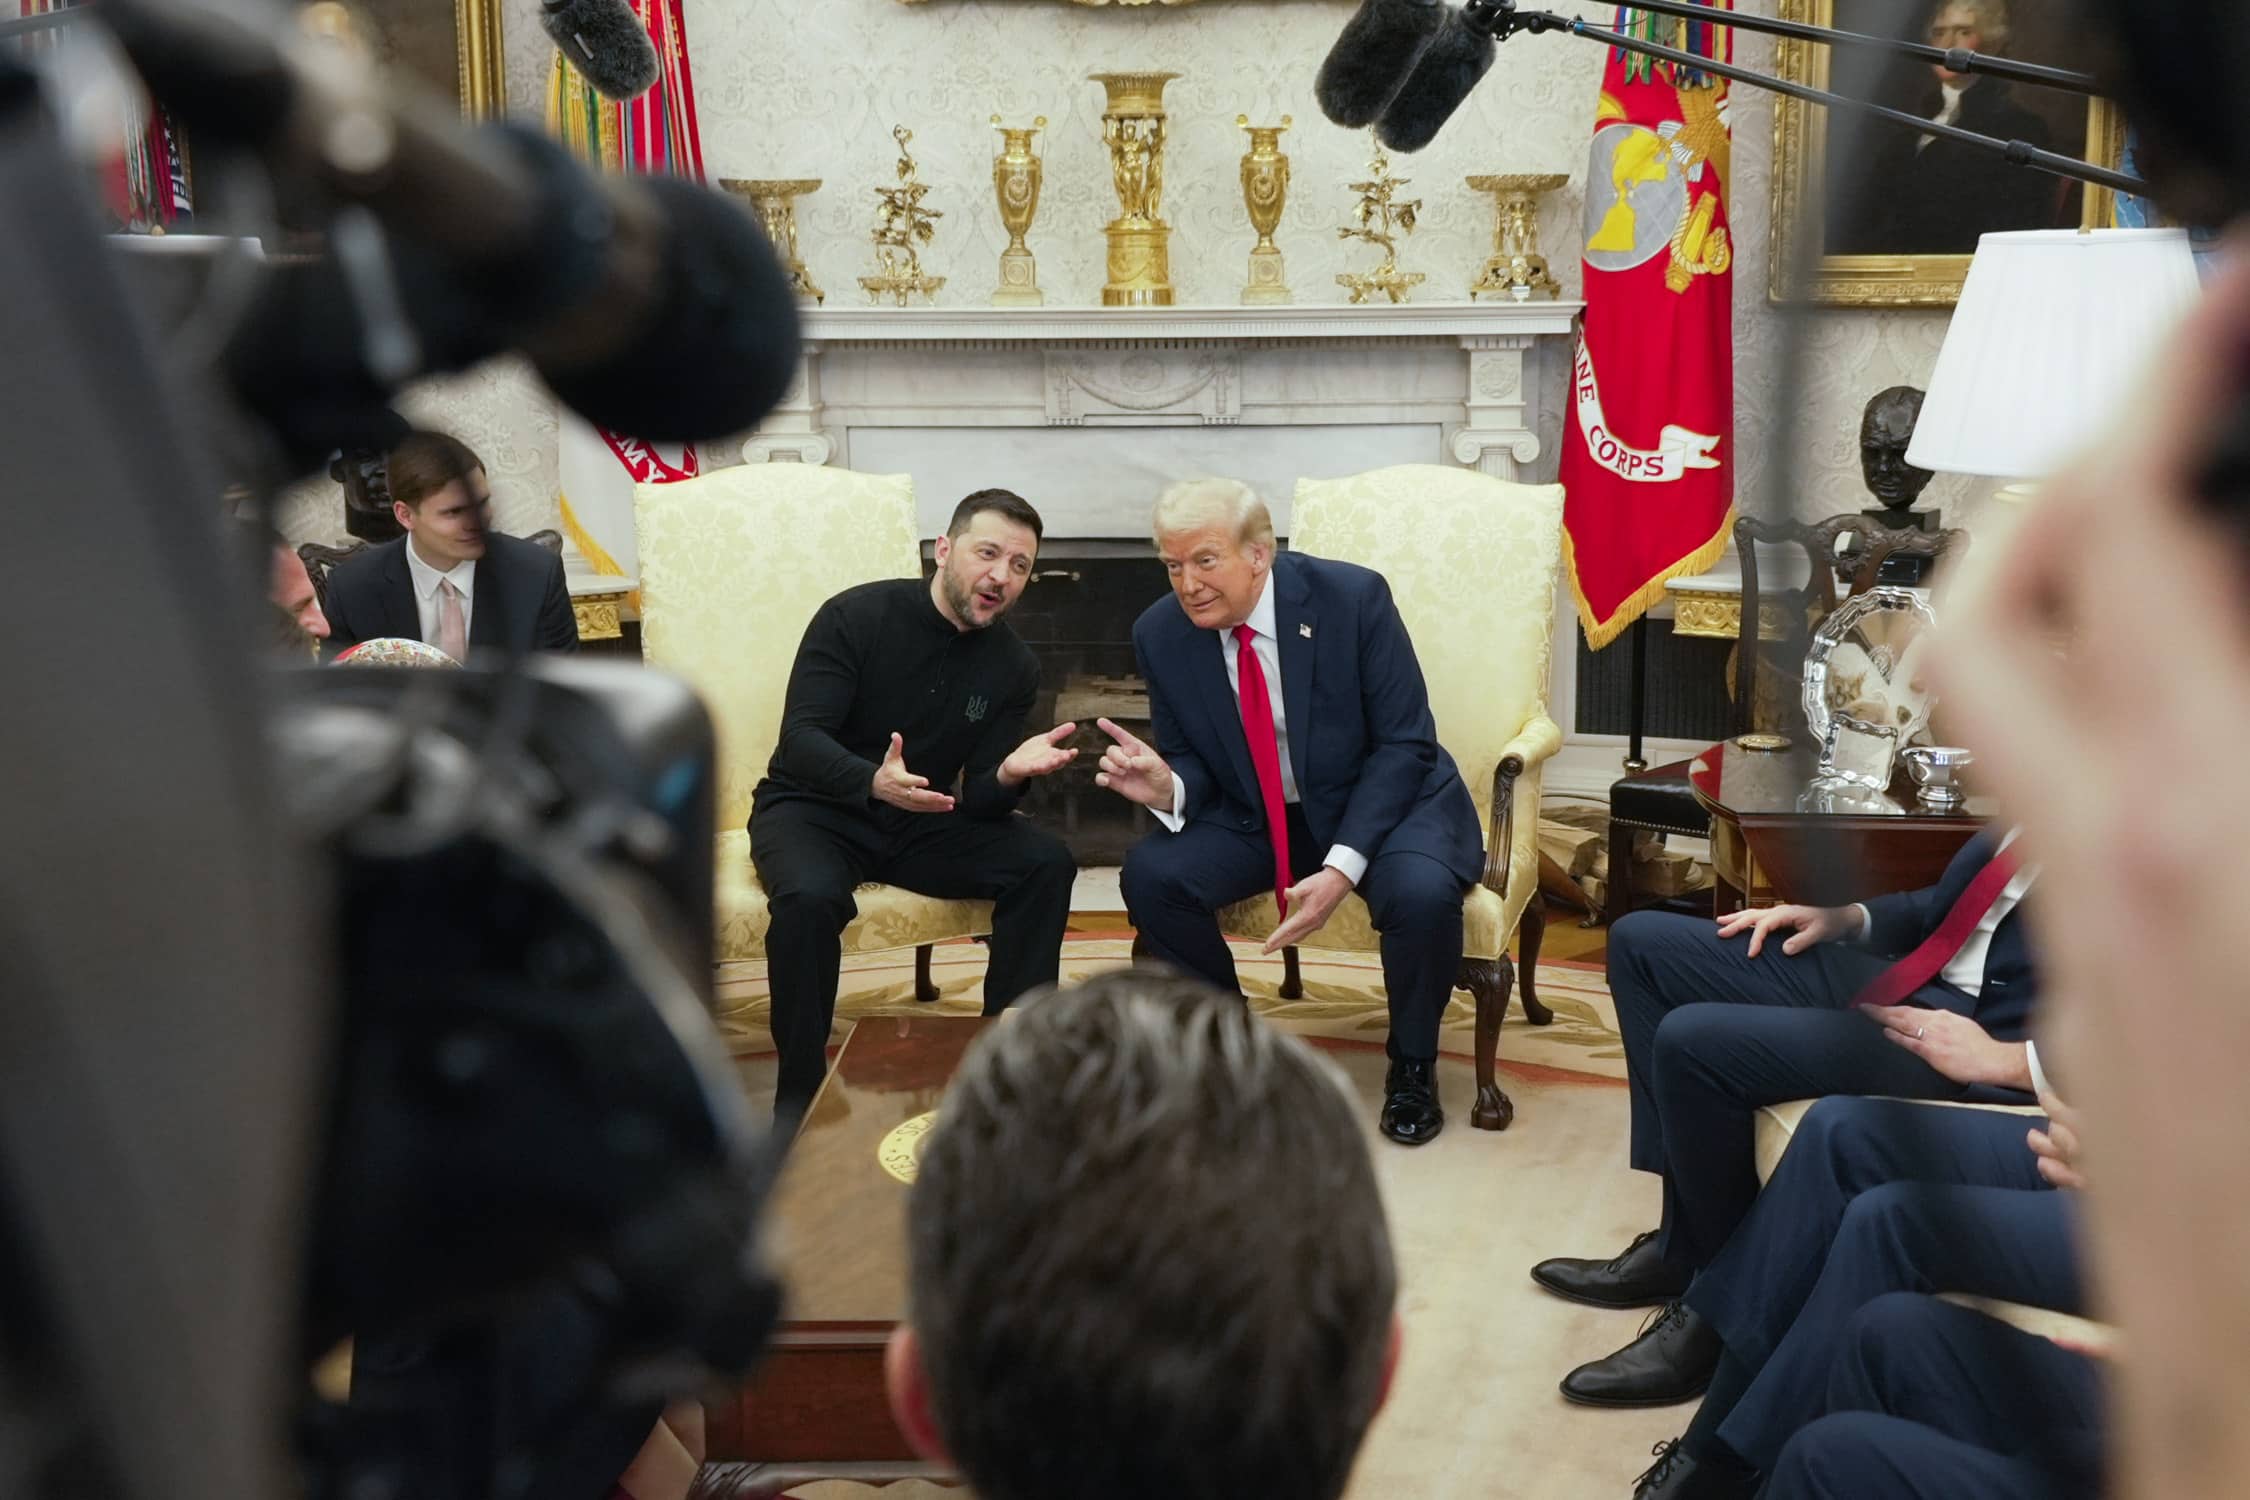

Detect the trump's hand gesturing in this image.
[1092,718,1175,809]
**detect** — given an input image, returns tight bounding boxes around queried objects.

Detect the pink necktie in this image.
[1853,847,2022,1008]
[437,578,467,663]
[1232,624,1292,918]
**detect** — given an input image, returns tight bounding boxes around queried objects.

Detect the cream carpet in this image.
[723,937,1691,1500]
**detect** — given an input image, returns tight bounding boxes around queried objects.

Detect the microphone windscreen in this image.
[540,0,660,101]
[1375,14,1495,153]
[1316,0,1449,129]
[539,176,803,444]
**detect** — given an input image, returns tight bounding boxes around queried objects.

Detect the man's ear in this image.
[883,1325,954,1467]
[392,498,415,533]
[1372,1314,1404,1417]
[931,533,953,570]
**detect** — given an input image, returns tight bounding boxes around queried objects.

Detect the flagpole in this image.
[1467,1,2144,196]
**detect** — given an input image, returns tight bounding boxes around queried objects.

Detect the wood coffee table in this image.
[697,1015,982,1499]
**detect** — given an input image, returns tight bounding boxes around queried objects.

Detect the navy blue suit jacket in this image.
[321,533,579,660]
[1130,550,1483,886]
[1861,828,2038,1040]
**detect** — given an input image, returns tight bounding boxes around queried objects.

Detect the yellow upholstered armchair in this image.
[635,465,994,1027]
[1214,464,1567,1131]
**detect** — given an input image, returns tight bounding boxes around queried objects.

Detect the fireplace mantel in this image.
[742,300,1585,497]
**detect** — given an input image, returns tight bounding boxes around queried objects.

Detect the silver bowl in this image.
[1900,745,1974,809]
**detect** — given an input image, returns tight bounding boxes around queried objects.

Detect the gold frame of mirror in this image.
[1769,0,2127,308]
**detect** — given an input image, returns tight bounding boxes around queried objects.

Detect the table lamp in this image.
[1905,228,2205,504]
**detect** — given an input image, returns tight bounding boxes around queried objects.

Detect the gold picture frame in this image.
[1770,0,2126,307]
[349,0,508,119]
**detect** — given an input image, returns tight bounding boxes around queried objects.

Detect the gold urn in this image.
[990,115,1047,307]
[1237,115,1292,305]
[1090,71,1180,307]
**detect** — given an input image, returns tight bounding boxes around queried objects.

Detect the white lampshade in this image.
[1905,228,2205,479]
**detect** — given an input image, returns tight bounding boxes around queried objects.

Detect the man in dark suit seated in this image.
[1629,1095,2087,1498]
[1531,831,2038,1404]
[322,430,579,660]
[1099,478,1483,1145]
[886,970,1399,1500]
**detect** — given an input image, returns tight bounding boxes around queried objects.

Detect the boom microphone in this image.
[1316,0,1448,129]
[1374,11,1495,153]
[539,0,661,102]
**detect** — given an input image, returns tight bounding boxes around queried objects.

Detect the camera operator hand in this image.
[1943,239,2250,1500]
[873,733,956,813]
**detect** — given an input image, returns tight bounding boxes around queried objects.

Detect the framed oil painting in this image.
[1771,0,2127,306]
[342,0,507,118]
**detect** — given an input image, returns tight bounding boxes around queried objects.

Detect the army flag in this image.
[1558,5,1736,648]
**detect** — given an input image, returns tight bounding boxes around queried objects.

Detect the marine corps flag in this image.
[1558,5,1735,648]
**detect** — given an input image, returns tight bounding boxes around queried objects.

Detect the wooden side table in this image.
[1687,738,1992,906]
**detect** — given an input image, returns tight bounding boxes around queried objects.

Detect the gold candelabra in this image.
[1467,173,1568,302]
[1335,137,1424,305]
[720,178,825,304]
[860,125,945,306]
[990,115,1047,307]
[1237,115,1292,305]
[1090,71,1180,307]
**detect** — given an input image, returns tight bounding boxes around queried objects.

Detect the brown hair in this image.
[384,430,486,511]
[945,488,1043,543]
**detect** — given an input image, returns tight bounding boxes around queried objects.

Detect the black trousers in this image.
[1763,1294,2105,1500]
[1119,803,1466,1062]
[750,796,1075,1113]
[1607,911,2033,1271]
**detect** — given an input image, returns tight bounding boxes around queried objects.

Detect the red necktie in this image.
[1852,847,2022,1008]
[1232,623,1292,918]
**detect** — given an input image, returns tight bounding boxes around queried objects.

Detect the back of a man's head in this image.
[894,970,1399,1500]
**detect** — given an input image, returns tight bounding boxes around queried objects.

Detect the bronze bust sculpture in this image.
[1858,385,1938,583]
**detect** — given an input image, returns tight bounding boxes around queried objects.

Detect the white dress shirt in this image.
[1853,828,2034,997]
[1154,573,1369,886]
[1918,82,1967,151]
[404,543,477,648]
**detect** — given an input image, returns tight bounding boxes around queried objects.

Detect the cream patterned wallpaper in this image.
[280,0,1982,546]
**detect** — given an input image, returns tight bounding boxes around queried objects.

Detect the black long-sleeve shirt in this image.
[753,578,1040,822]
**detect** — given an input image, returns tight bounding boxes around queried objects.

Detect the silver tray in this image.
[1801,585,1938,748]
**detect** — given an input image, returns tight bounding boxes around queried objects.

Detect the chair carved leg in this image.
[1459,956,1516,1131]
[914,943,939,1004]
[1281,945,1304,1000]
[1600,819,1633,928]
[1516,900,1554,1026]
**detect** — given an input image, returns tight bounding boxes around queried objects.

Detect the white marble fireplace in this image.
[740,302,1628,801]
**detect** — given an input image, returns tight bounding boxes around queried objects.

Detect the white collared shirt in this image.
[404,542,477,649]
[1155,574,1369,887]
[1919,82,1967,151]
[1853,828,2035,996]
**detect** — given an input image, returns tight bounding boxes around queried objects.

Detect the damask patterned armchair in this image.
[635,466,993,1028]
[1213,464,1566,1131]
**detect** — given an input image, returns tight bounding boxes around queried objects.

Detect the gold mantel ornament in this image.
[860,125,945,305]
[1467,173,1568,302]
[720,179,825,304]
[990,115,1048,306]
[1090,71,1180,307]
[1336,136,1424,305]
[1237,115,1292,305]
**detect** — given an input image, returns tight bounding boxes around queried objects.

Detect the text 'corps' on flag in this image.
[1556,3,1736,649]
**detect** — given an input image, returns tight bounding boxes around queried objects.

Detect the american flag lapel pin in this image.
[1298,623,1313,639]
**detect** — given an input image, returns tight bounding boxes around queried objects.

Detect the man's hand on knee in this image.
[1715,903,1865,957]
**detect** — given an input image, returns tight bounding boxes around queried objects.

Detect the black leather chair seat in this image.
[1609,759,1711,837]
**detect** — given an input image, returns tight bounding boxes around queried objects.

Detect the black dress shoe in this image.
[1632,1439,1759,1500]
[1380,1058,1444,1145]
[1560,1301,1721,1408]
[1531,1229,1690,1308]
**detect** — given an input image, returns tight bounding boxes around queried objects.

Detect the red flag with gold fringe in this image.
[1557,4,1735,648]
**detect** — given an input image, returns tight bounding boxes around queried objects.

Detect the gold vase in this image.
[1467,173,1568,302]
[1090,71,1179,307]
[1237,114,1292,306]
[990,115,1046,307]
[720,178,826,304]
